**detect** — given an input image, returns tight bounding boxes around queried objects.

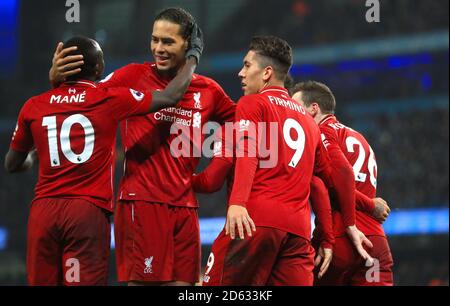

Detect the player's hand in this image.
[186,23,204,64]
[314,246,333,279]
[225,205,256,240]
[49,42,84,88]
[372,197,391,223]
[346,225,374,264]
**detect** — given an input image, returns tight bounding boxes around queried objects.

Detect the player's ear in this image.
[183,38,189,52]
[262,66,273,82]
[95,62,104,81]
[312,103,320,115]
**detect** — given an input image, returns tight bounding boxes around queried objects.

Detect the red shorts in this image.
[27,198,111,286]
[202,227,315,286]
[314,235,394,286]
[114,201,200,283]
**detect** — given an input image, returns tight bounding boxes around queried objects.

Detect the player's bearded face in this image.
[151,20,188,73]
[238,51,266,96]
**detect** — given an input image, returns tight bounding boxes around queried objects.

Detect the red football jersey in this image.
[10,80,153,211]
[228,86,331,240]
[99,63,235,207]
[319,115,384,236]
[192,124,334,247]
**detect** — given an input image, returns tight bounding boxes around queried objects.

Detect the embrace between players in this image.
[5,7,393,286]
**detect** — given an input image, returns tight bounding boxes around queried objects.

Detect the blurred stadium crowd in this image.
[209,0,449,52]
[0,0,448,285]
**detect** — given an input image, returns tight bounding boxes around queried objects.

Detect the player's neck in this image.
[260,80,285,92]
[315,113,328,125]
[65,76,97,83]
[156,68,177,80]
[156,61,187,81]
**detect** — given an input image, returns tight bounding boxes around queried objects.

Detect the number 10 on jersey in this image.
[42,114,95,167]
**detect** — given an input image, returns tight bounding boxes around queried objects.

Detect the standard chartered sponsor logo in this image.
[162,107,193,116]
[154,107,195,127]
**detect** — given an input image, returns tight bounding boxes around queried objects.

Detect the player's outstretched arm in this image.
[149,23,204,112]
[314,139,374,263]
[226,99,259,240]
[226,153,258,240]
[329,161,375,262]
[5,149,37,173]
[356,191,390,222]
[192,158,232,193]
[309,176,334,249]
[309,176,334,279]
[355,190,375,213]
[149,57,197,112]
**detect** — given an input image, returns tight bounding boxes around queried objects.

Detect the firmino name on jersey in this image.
[50,92,86,104]
[267,95,305,114]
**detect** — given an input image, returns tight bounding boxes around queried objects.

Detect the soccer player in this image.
[192,125,335,280]
[5,33,202,286]
[200,36,369,286]
[291,81,394,286]
[49,8,235,286]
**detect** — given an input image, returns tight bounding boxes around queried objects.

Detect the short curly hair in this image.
[249,36,293,82]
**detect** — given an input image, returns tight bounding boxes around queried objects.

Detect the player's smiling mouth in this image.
[155,55,170,64]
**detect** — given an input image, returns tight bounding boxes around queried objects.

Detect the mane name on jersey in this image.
[267,95,305,114]
[50,92,86,104]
